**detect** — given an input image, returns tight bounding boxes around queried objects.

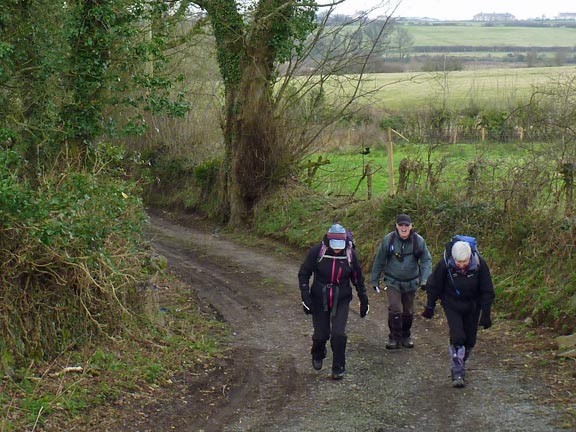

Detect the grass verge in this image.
[0,274,229,431]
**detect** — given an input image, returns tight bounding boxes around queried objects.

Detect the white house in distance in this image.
[473,12,516,21]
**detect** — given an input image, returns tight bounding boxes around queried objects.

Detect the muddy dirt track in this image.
[126,211,571,432]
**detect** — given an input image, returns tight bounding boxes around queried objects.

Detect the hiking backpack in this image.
[443,235,481,296]
[386,231,423,260]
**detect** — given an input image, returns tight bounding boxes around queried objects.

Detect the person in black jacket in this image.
[421,239,495,388]
[298,223,369,380]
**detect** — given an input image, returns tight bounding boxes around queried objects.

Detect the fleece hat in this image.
[327,224,347,249]
[452,241,472,261]
[396,214,412,225]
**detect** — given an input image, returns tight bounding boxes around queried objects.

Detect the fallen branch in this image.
[50,366,84,377]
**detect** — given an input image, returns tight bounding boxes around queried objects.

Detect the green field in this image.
[305,142,537,198]
[402,24,576,48]
[346,65,576,110]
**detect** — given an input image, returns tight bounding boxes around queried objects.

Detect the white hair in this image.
[452,241,472,261]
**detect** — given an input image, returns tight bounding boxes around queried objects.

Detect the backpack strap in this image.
[318,242,353,267]
[386,232,397,258]
[318,242,328,261]
[412,232,423,259]
[387,231,422,259]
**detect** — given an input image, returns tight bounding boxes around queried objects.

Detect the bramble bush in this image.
[0,150,150,373]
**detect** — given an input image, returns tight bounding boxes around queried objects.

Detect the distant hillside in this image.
[314,18,576,73]
[401,23,576,70]
[403,23,576,48]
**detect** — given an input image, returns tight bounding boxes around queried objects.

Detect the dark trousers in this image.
[311,300,350,368]
[386,288,415,315]
[443,305,481,349]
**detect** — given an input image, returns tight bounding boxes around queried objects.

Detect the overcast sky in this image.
[333,0,575,20]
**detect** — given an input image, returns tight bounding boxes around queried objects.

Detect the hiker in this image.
[298,223,369,380]
[370,214,432,349]
[421,238,495,388]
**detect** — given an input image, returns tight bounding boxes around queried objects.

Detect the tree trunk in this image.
[204,0,312,226]
[227,59,278,226]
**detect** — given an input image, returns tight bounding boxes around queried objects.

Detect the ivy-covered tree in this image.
[0,0,68,177]
[190,0,394,226]
[192,0,317,226]
[0,0,194,173]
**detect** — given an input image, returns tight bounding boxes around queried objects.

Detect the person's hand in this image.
[373,285,381,293]
[301,291,313,315]
[360,294,369,318]
[421,305,434,319]
[420,284,427,292]
[302,299,313,315]
[479,307,492,329]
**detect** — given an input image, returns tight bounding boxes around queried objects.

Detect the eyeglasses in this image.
[397,223,411,227]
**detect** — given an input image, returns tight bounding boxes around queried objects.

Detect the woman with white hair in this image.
[421,238,495,388]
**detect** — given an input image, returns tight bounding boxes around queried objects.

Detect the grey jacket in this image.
[370,230,432,293]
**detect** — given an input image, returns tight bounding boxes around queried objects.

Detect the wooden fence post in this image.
[387,128,395,196]
[366,163,372,200]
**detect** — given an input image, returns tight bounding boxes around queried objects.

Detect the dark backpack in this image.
[387,231,423,260]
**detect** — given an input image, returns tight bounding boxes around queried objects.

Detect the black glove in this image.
[360,294,369,318]
[301,286,313,315]
[479,306,492,329]
[421,305,434,319]
[302,295,313,315]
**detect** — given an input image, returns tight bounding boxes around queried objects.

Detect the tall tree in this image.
[0,0,67,176]
[1,0,195,174]
[193,0,395,226]
[194,0,316,226]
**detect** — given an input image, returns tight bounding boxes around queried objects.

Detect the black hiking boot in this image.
[312,358,323,371]
[401,314,414,348]
[387,313,402,349]
[401,337,414,348]
[331,366,345,380]
[452,376,465,388]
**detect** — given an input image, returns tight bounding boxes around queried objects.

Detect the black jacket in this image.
[298,238,367,311]
[426,252,495,313]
